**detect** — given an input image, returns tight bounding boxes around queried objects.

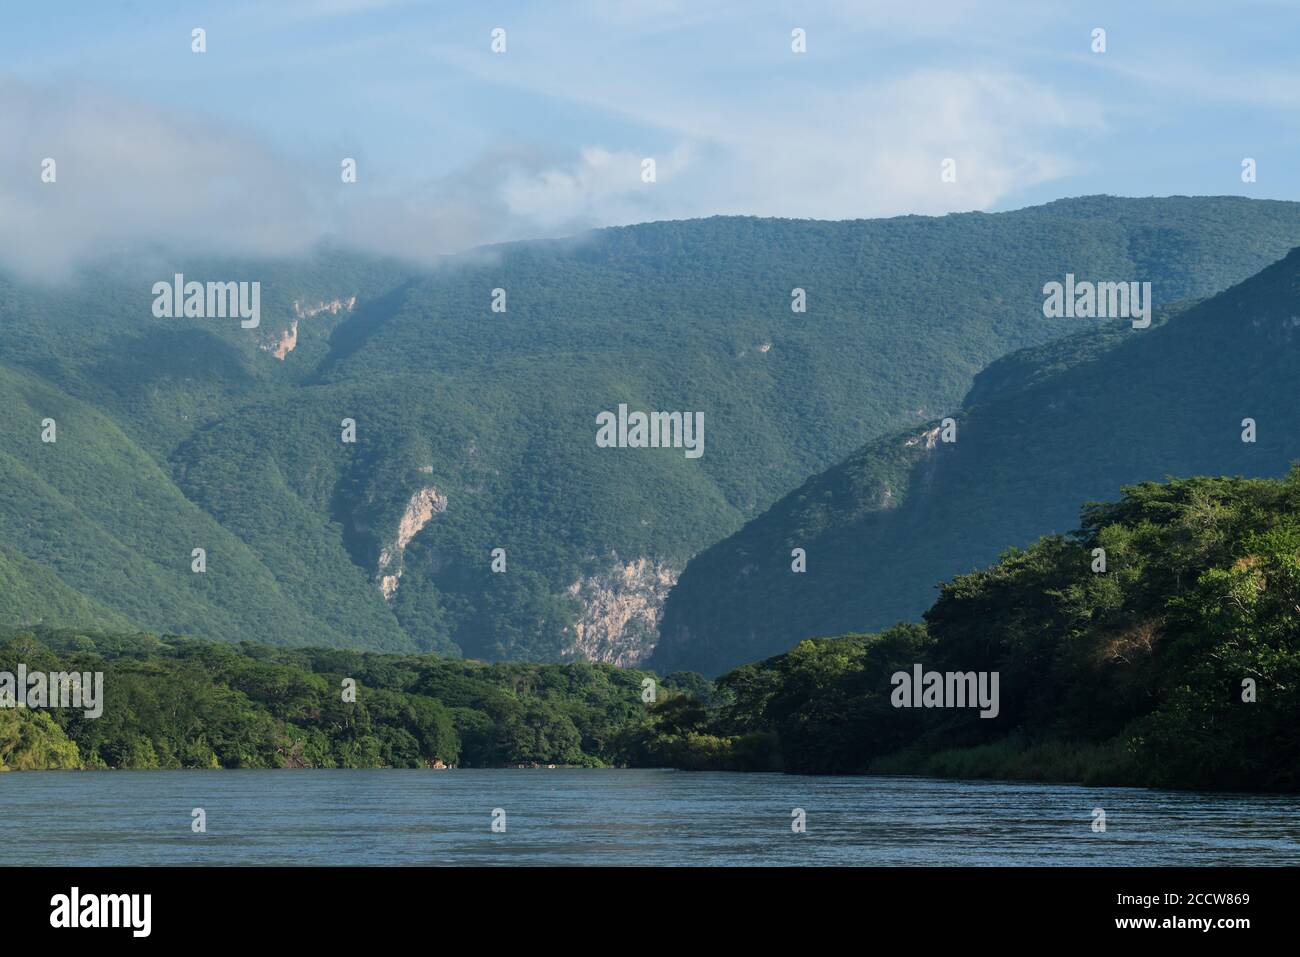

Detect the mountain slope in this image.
[7,196,1300,662]
[0,363,410,649]
[653,245,1300,675]
[0,540,133,633]
[635,472,1300,790]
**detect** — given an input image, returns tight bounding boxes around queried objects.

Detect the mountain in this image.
[0,361,406,649]
[652,242,1300,675]
[633,472,1300,791]
[8,469,1297,789]
[6,196,1300,663]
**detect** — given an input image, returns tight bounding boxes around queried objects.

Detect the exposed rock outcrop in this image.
[293,296,356,319]
[269,320,298,359]
[376,486,447,599]
[904,425,943,450]
[262,296,356,360]
[563,556,678,666]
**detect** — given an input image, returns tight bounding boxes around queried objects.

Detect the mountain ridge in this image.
[653,244,1300,674]
[6,196,1300,663]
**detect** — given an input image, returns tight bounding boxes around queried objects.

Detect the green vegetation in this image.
[6,198,1300,663]
[7,473,1296,790]
[656,241,1300,675]
[0,709,82,771]
[4,199,1300,789]
[636,473,1300,791]
[0,627,689,771]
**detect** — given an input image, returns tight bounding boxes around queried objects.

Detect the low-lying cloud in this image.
[0,65,1092,282]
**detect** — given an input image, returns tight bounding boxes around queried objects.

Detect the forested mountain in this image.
[5,196,1300,664]
[633,472,1300,791]
[8,473,1297,791]
[654,238,1300,675]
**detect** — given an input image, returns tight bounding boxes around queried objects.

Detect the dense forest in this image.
[0,627,695,770]
[656,237,1300,676]
[6,472,1298,791]
[6,197,1300,666]
[636,473,1300,791]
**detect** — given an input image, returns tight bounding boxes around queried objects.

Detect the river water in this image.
[2,768,1296,865]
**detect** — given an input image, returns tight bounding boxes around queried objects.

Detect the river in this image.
[2,768,1297,865]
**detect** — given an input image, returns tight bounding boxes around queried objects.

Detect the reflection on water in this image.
[1,768,1296,866]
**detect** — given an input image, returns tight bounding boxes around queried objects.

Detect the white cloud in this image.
[499,144,695,226]
[0,77,326,281]
[0,76,684,278]
[748,69,1101,218]
[0,59,1098,280]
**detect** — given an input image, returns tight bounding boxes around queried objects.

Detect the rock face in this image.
[377,486,447,599]
[904,425,942,450]
[263,296,356,360]
[563,556,678,666]
[293,296,356,319]
[269,320,298,359]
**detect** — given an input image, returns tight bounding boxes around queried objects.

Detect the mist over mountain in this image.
[4,195,1300,665]
[653,236,1300,675]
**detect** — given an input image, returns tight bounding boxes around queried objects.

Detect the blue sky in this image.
[2,0,1298,278]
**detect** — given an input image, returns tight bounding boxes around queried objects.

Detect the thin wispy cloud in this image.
[0,0,1294,279]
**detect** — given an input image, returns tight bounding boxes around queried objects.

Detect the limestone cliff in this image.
[262,296,356,360]
[377,486,447,599]
[269,320,298,359]
[293,296,356,319]
[563,556,678,666]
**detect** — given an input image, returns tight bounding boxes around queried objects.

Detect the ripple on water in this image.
[1,769,1297,866]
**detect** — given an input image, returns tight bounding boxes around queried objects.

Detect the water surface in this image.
[2,769,1296,865]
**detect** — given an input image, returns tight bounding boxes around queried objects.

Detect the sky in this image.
[1,0,1298,279]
